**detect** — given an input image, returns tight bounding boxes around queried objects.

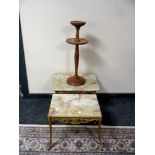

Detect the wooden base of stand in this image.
[67,75,85,86]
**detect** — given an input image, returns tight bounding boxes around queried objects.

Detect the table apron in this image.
[48,116,101,125]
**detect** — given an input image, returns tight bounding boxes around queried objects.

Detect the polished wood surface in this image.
[66,38,88,45]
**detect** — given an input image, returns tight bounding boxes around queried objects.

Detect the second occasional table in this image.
[52,73,100,94]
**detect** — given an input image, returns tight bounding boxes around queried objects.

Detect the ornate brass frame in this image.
[48,116,103,150]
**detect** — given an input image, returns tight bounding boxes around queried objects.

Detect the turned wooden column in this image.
[74,45,79,79]
[66,21,88,86]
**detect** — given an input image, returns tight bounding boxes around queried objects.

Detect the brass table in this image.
[48,94,103,150]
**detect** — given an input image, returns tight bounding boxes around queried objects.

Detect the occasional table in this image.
[48,94,102,150]
[52,73,100,94]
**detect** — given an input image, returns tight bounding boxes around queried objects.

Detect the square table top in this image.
[52,73,100,93]
[48,94,102,118]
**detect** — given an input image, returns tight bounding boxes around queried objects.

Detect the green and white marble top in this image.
[48,94,102,117]
[52,73,100,93]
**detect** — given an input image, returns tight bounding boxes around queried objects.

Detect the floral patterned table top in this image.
[48,94,102,117]
[52,73,100,93]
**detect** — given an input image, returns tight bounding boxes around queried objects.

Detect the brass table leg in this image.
[48,117,52,150]
[98,117,103,148]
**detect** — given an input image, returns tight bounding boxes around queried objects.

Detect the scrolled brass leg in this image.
[98,117,103,148]
[48,116,52,150]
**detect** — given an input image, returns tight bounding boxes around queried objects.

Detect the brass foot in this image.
[48,143,52,151]
[99,142,104,148]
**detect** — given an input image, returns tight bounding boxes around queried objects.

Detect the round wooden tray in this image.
[70,21,86,27]
[66,38,88,45]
